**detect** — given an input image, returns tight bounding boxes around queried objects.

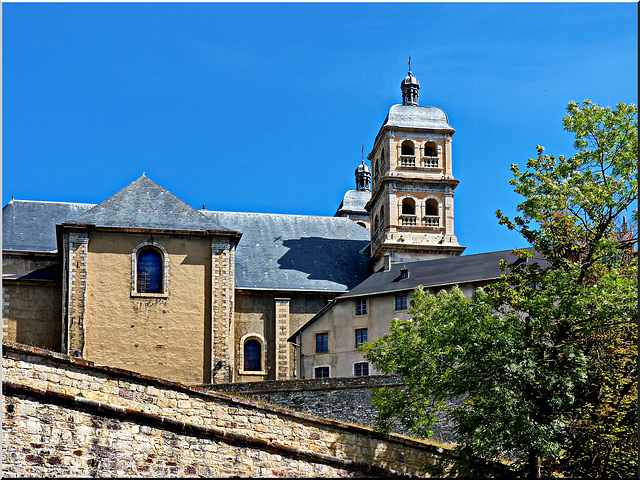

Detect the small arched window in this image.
[402,198,415,215]
[137,248,163,293]
[244,340,262,371]
[425,199,439,216]
[401,141,414,156]
[424,142,437,156]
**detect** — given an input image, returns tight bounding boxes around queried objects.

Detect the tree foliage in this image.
[362,101,638,478]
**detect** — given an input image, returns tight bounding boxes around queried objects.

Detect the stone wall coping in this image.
[2,340,450,455]
[205,375,405,394]
[3,380,438,478]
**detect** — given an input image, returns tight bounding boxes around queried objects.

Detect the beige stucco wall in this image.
[84,232,213,384]
[297,283,479,379]
[298,292,413,379]
[234,291,334,382]
[2,282,62,351]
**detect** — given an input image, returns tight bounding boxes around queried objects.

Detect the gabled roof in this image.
[3,196,372,293]
[203,211,371,292]
[75,176,229,233]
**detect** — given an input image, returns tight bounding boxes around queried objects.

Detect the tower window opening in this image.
[425,199,439,216]
[401,141,414,156]
[424,142,437,156]
[401,198,415,215]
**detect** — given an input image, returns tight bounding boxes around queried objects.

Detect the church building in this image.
[3,69,473,385]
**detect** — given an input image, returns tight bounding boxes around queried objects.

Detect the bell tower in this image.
[366,65,465,271]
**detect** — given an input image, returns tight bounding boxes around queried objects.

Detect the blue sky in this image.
[2,2,637,255]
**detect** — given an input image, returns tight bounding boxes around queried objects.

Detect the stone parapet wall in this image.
[2,341,457,477]
[210,375,405,394]
[2,387,359,478]
[210,377,457,444]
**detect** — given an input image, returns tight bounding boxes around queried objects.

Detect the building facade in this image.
[3,69,483,384]
[288,250,546,380]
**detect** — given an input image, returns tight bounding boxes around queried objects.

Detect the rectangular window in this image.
[355,328,368,348]
[395,294,408,311]
[316,332,328,353]
[315,366,330,379]
[354,362,369,377]
[355,299,367,316]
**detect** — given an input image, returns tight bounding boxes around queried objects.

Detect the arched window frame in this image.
[239,333,266,376]
[420,139,442,168]
[422,196,442,227]
[399,139,415,156]
[399,195,417,215]
[131,241,170,297]
[397,139,416,168]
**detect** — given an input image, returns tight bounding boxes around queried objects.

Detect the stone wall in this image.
[211,377,458,445]
[2,281,62,351]
[2,341,458,477]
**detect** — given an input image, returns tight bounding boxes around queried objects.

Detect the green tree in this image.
[362,101,638,478]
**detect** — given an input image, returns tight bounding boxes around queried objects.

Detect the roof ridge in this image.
[203,210,354,220]
[8,199,96,206]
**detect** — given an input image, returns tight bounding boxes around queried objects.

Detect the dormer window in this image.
[400,268,409,279]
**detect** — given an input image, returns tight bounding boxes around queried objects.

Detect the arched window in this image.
[401,141,414,155]
[373,214,379,233]
[137,248,163,293]
[243,340,262,371]
[379,205,385,230]
[425,199,439,216]
[402,198,415,215]
[424,142,437,156]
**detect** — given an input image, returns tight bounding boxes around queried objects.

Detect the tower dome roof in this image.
[355,160,371,174]
[401,72,420,88]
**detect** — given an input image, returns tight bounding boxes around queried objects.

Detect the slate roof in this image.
[383,105,454,132]
[202,211,371,292]
[340,249,546,299]
[289,249,545,341]
[2,200,93,252]
[334,190,371,216]
[3,196,372,292]
[77,176,230,233]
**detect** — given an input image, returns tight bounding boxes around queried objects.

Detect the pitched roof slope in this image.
[2,197,372,292]
[340,249,546,298]
[76,176,229,232]
[203,211,371,292]
[2,200,93,252]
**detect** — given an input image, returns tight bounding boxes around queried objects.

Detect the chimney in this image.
[383,253,392,272]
